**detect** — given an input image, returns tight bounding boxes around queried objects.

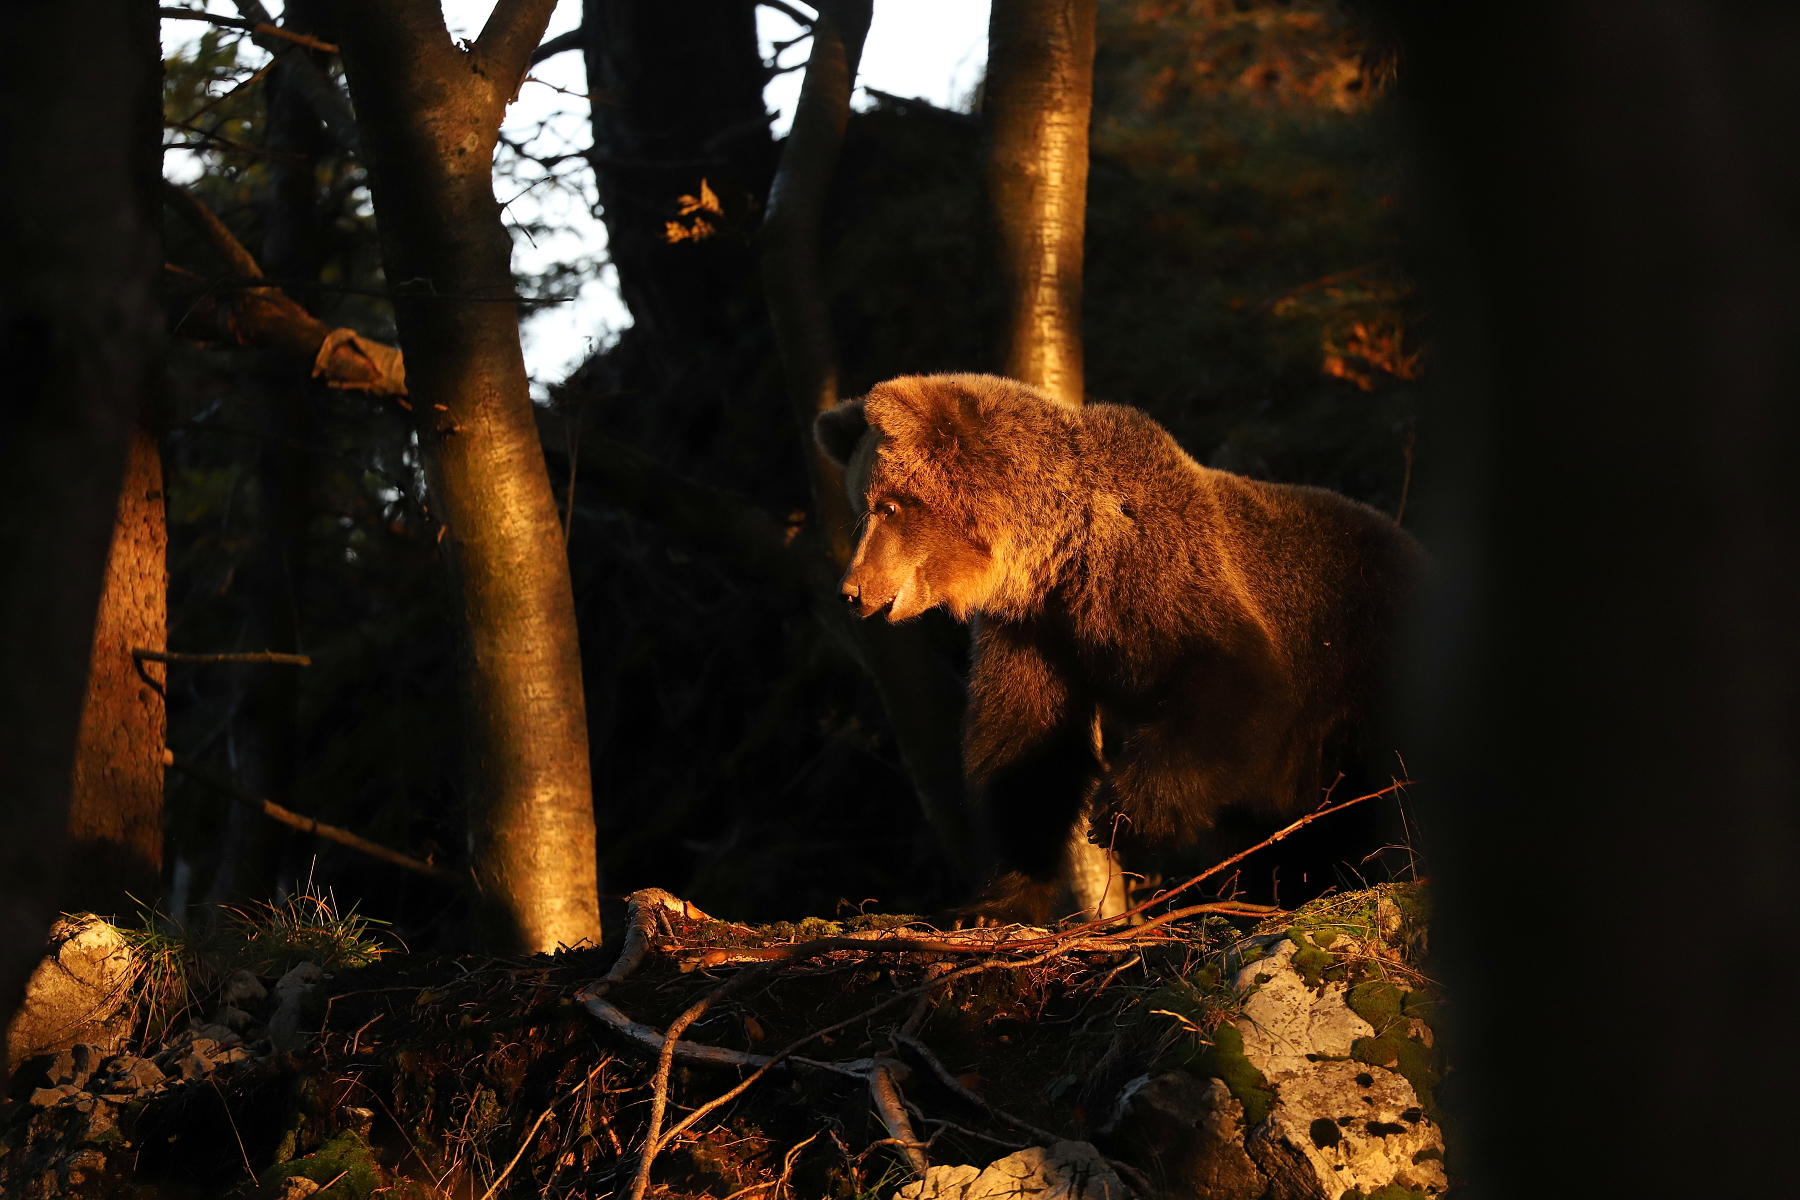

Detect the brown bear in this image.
[814,374,1421,919]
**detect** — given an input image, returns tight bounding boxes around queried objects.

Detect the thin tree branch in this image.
[134,648,311,666]
[158,8,339,52]
[167,753,465,885]
[162,179,262,278]
[161,183,408,395]
[529,26,584,66]
[759,0,816,26]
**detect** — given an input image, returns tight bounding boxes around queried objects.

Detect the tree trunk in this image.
[64,433,166,919]
[760,0,976,876]
[580,0,775,393]
[0,0,160,1075]
[986,0,1097,407]
[1395,2,1800,1192]
[333,0,600,952]
[984,0,1119,916]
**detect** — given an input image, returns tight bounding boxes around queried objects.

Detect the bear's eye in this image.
[881,501,899,517]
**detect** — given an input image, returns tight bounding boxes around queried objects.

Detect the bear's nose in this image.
[841,582,861,606]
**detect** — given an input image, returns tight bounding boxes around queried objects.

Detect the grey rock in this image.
[26,1088,63,1108]
[1232,939,1374,1083]
[340,1105,375,1137]
[172,1052,211,1082]
[280,1176,323,1199]
[269,962,323,1053]
[895,1164,981,1200]
[215,1004,256,1030]
[118,1056,166,1092]
[46,1043,102,1090]
[5,918,137,1072]
[221,968,268,1007]
[1222,934,1447,1197]
[895,1141,1131,1200]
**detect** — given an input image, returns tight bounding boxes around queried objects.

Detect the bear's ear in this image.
[814,398,869,468]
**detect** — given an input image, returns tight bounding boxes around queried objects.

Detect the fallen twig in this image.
[869,1058,929,1175]
[677,905,1277,973]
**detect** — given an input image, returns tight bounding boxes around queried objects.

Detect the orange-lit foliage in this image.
[1111,0,1380,114]
[1322,320,1421,391]
[664,178,724,244]
[1085,0,1419,505]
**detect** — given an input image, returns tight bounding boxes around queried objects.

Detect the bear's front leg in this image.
[962,618,1102,920]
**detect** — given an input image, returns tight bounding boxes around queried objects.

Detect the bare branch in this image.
[162,183,408,395]
[529,25,584,67]
[760,0,817,26]
[158,8,338,52]
[162,179,261,278]
[134,648,311,666]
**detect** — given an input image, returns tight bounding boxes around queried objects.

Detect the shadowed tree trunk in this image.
[204,0,340,909]
[984,0,1120,918]
[0,0,160,1072]
[761,0,975,877]
[580,0,776,417]
[986,0,1097,407]
[1394,2,1800,1191]
[332,0,600,952]
[64,433,167,920]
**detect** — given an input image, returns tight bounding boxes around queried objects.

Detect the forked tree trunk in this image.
[64,432,166,919]
[0,0,160,1072]
[761,0,975,877]
[333,0,600,952]
[986,0,1097,408]
[985,0,1121,918]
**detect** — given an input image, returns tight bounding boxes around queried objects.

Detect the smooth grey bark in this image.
[986,0,1097,407]
[333,0,601,952]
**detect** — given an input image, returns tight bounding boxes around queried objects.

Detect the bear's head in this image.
[813,374,1083,622]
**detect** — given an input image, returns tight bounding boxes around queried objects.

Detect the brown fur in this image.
[815,374,1421,916]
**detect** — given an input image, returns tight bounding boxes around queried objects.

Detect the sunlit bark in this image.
[0,0,160,1070]
[64,433,166,919]
[986,0,1097,406]
[984,0,1118,915]
[333,0,600,952]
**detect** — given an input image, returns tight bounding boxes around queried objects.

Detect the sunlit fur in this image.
[815,374,1421,919]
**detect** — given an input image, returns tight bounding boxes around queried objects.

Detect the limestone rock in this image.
[895,1163,981,1200]
[269,962,323,1053]
[893,1142,1130,1200]
[5,917,138,1071]
[1227,935,1447,1198]
[1231,938,1374,1083]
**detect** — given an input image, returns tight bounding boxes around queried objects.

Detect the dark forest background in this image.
[157,0,1418,945]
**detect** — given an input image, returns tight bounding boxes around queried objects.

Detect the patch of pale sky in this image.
[161,1,988,394]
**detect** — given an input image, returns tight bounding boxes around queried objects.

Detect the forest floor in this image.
[0,874,1440,1200]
